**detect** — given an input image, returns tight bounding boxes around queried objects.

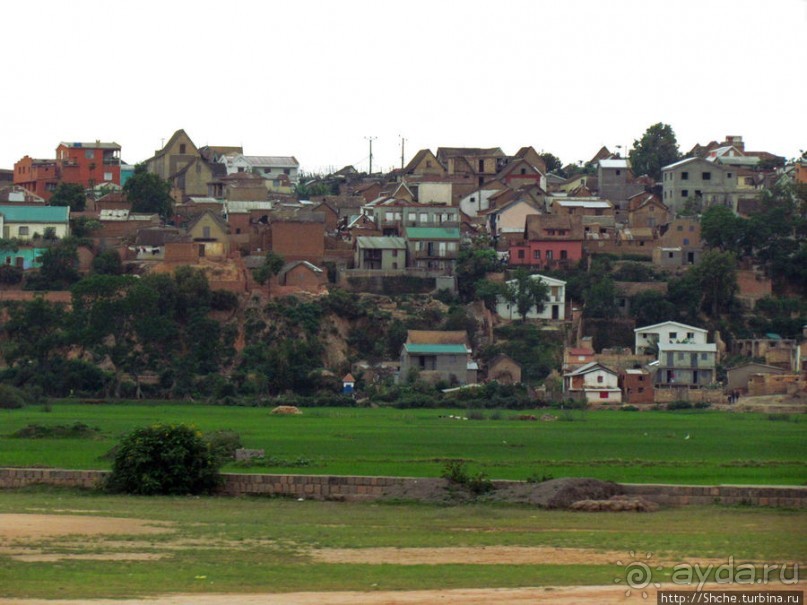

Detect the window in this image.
[599,392,609,399]
[517,249,525,259]
[681,171,689,180]
[392,249,398,257]
[701,352,708,360]
[616,169,621,176]
[702,172,711,180]
[520,168,526,175]
[687,332,694,339]
[85,150,95,159]
[202,226,211,238]
[392,262,398,269]
[669,332,677,340]
[104,172,112,181]
[678,352,685,360]
[263,168,271,174]
[683,238,689,245]
[533,250,540,260]
[560,249,567,260]
[478,160,485,172]
[426,161,432,168]
[546,250,553,260]
[681,190,689,197]
[638,387,644,393]
[18,226,29,236]
[179,144,186,154]
[284,168,291,175]
[237,167,245,173]
[469,197,476,203]
[727,172,733,178]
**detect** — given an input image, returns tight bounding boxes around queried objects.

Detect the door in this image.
[552,305,559,320]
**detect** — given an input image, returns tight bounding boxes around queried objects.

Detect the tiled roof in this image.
[407,330,467,345]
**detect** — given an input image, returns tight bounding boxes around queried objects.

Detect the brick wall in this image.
[1,468,804,508]
[654,387,727,405]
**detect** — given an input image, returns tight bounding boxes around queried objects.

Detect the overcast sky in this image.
[2,0,805,175]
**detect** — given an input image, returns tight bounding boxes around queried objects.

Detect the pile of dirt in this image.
[569,495,659,512]
[491,478,623,508]
[270,406,302,415]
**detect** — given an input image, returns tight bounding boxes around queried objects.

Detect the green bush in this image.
[106,424,222,495]
[204,429,243,463]
[11,422,100,439]
[667,400,693,411]
[0,384,28,409]
[440,459,494,495]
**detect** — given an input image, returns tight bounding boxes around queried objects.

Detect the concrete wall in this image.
[1,468,804,508]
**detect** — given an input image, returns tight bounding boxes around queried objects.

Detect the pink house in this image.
[509,214,584,269]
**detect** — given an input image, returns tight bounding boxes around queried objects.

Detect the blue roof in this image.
[0,205,69,223]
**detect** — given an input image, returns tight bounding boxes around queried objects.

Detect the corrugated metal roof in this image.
[404,343,469,354]
[598,159,629,169]
[0,205,69,222]
[242,156,299,168]
[404,226,460,239]
[356,236,406,249]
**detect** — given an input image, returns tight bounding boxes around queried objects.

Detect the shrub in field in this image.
[441,459,494,495]
[106,424,221,495]
[203,429,243,463]
[0,384,28,409]
[11,422,100,439]
[667,400,693,411]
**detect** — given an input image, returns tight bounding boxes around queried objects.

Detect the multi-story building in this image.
[661,157,741,214]
[656,341,717,387]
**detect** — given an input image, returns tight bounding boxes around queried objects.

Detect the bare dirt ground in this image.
[1,514,802,605]
[3,584,806,605]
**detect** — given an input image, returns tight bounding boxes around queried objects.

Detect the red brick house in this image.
[509,214,584,269]
[619,368,654,404]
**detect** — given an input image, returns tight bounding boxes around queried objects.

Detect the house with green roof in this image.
[0,205,70,241]
[399,330,477,385]
[403,225,460,274]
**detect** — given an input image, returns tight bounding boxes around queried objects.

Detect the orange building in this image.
[14,141,121,201]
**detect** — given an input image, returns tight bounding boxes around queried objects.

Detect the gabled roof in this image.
[589,146,613,164]
[634,320,707,334]
[407,330,467,345]
[186,209,229,234]
[436,147,505,160]
[662,156,727,172]
[279,260,323,277]
[505,273,566,288]
[524,214,584,240]
[497,158,544,179]
[564,361,617,377]
[0,205,69,223]
[403,149,445,174]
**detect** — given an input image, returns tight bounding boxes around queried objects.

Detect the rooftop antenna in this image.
[365,136,377,174]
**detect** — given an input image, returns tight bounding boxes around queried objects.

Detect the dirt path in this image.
[3,584,805,605]
[0,514,172,539]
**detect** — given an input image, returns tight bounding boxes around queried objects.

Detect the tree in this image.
[628,122,681,181]
[26,238,80,290]
[630,290,676,326]
[92,249,123,275]
[691,250,738,317]
[503,269,549,322]
[539,152,563,174]
[49,183,86,212]
[252,251,285,285]
[123,164,173,219]
[106,424,221,495]
[700,205,749,255]
[475,279,507,312]
[456,237,501,302]
[583,277,618,318]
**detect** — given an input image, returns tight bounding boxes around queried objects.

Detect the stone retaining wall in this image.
[0,468,804,508]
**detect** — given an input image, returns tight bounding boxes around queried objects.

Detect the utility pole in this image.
[365,136,377,175]
[400,135,406,170]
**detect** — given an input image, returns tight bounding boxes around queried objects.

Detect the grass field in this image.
[0,488,804,599]
[0,402,804,484]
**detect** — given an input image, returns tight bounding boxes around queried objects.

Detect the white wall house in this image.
[496,274,566,321]
[220,154,299,185]
[459,187,501,218]
[634,321,708,355]
[417,182,452,205]
[564,362,622,404]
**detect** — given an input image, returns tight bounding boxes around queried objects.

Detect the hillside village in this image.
[0,126,805,407]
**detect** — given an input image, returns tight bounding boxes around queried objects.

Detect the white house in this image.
[496,274,566,321]
[219,154,299,185]
[563,362,622,404]
[458,186,503,218]
[634,321,708,355]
